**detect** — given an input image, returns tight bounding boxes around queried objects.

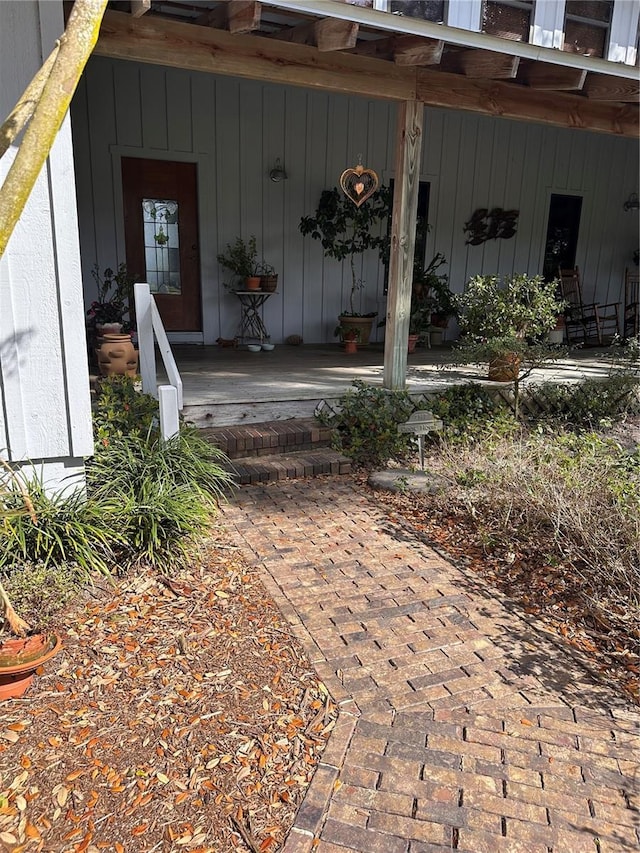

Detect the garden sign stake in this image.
[340,155,379,208]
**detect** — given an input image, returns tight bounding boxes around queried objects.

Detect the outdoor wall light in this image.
[269,158,288,182]
[623,192,639,211]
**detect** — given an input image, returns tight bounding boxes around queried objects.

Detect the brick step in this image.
[224,448,352,485]
[200,418,334,459]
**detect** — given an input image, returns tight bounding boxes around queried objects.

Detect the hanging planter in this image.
[0,633,62,700]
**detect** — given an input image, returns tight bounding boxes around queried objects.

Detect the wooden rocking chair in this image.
[558,267,620,345]
[624,267,639,339]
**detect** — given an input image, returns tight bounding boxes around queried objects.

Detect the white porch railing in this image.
[134,282,183,441]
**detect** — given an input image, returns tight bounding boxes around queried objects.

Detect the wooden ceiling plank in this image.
[130,0,150,18]
[95,11,639,137]
[520,63,587,91]
[416,68,638,137]
[583,73,640,102]
[96,10,417,100]
[394,37,444,67]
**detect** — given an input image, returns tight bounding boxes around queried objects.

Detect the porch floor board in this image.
[163,343,618,427]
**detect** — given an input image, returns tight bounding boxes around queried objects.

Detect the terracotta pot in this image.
[407,334,419,353]
[245,276,261,291]
[96,333,139,378]
[0,633,62,700]
[344,340,358,354]
[488,353,521,382]
[260,274,278,292]
[338,315,376,347]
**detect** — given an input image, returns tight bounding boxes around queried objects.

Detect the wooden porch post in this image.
[383,100,423,390]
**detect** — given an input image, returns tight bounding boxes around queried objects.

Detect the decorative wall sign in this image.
[464,207,519,245]
[339,158,380,208]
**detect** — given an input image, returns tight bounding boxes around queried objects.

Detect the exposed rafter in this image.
[130,0,150,18]
[271,18,358,51]
[350,34,443,67]
[519,61,587,92]
[95,10,639,137]
[393,36,444,68]
[583,73,640,103]
[441,48,520,80]
[196,1,262,35]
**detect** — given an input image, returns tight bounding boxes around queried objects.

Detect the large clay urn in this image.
[96,333,139,378]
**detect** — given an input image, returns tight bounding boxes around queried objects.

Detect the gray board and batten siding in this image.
[72,56,639,345]
[0,0,93,487]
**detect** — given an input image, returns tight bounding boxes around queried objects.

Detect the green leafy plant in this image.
[429,383,517,440]
[87,263,135,333]
[93,375,159,444]
[87,428,234,568]
[299,186,391,316]
[528,375,640,429]
[0,475,123,578]
[217,235,259,284]
[319,380,423,467]
[452,273,567,416]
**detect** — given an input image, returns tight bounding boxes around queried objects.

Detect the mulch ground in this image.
[0,536,336,853]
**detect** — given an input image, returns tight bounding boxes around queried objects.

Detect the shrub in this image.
[428,383,518,440]
[0,476,123,577]
[87,428,234,568]
[527,375,640,429]
[93,375,159,443]
[0,562,85,631]
[319,380,421,467]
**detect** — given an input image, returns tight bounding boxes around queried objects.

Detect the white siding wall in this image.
[0,0,93,489]
[72,57,639,345]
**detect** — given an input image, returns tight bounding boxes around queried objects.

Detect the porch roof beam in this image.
[268,0,639,80]
[94,11,638,137]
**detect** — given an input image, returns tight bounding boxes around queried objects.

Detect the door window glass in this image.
[142,199,181,294]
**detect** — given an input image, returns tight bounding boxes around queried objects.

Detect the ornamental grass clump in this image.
[87,427,234,568]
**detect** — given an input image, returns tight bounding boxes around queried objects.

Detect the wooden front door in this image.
[122,158,201,331]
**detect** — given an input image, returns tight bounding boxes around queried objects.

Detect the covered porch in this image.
[167,343,619,426]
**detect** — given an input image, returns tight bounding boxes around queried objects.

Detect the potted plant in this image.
[343,327,361,354]
[217,236,261,290]
[258,262,278,293]
[0,464,61,700]
[87,263,135,336]
[452,273,566,415]
[87,264,138,378]
[412,252,454,345]
[299,186,391,345]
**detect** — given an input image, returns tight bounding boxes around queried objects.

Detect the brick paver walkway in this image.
[222,478,640,853]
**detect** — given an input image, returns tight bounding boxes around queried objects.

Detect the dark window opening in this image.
[390,1,445,23]
[543,194,583,282]
[563,1,613,57]
[384,179,430,294]
[482,0,533,42]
